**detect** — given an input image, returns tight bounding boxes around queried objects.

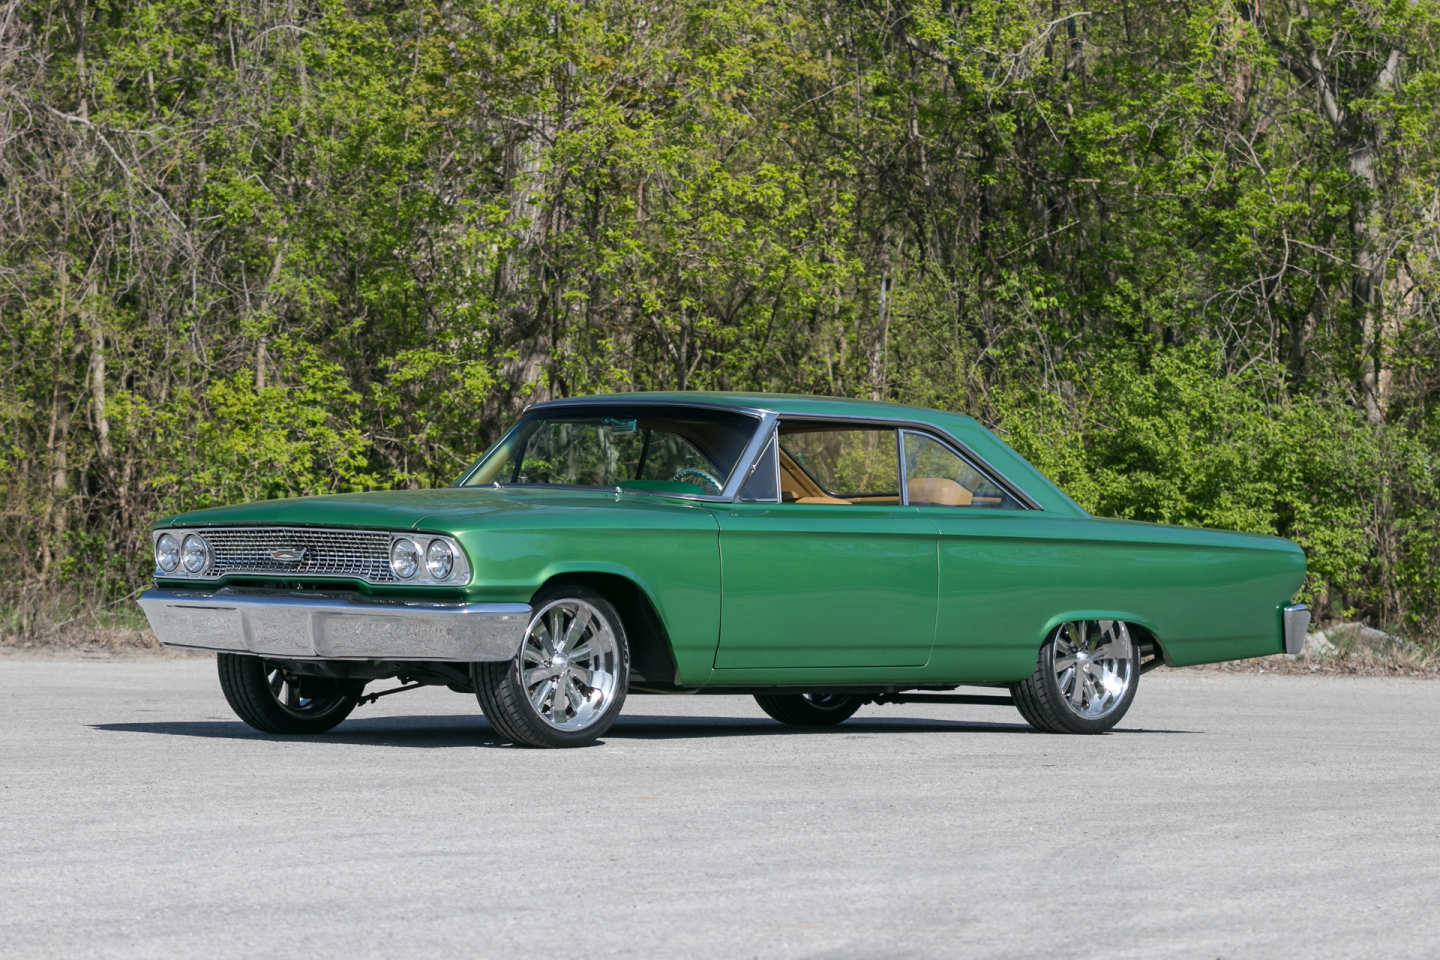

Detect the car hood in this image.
[155,486,714,534]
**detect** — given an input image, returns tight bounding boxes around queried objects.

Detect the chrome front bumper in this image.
[1282,603,1311,656]
[138,588,531,662]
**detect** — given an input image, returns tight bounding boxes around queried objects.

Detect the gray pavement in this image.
[1,655,1437,959]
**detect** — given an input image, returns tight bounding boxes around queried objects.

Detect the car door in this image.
[899,428,1045,679]
[708,421,937,670]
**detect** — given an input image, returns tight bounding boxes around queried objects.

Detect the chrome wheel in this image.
[216,653,361,734]
[519,598,623,732]
[265,666,351,718]
[1051,620,1135,720]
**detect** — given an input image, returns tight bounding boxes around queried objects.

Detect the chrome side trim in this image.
[138,588,531,662]
[1283,603,1310,656]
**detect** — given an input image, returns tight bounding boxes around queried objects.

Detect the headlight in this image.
[425,539,454,580]
[181,534,209,574]
[390,538,420,579]
[155,533,180,572]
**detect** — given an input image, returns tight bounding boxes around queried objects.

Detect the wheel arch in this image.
[1036,611,1169,671]
[533,569,678,686]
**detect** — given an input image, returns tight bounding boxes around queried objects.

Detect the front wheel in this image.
[754,692,862,727]
[216,654,362,734]
[473,588,630,748]
[1010,620,1140,734]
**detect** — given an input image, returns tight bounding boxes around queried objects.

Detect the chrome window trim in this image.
[897,428,1033,510]
[725,412,779,502]
[896,428,909,505]
[749,411,1040,510]
[461,399,1038,509]
[736,427,780,503]
[527,396,770,419]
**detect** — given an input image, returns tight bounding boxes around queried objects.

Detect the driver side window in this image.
[634,432,713,485]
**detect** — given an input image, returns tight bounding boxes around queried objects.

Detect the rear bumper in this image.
[138,587,531,662]
[1282,603,1311,656]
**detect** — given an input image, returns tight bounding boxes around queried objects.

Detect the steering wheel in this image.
[671,467,723,494]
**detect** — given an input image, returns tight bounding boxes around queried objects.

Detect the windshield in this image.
[461,405,760,496]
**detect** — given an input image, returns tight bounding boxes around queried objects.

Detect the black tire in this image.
[754,692,862,727]
[473,586,630,748]
[1010,679,1062,733]
[1009,620,1141,734]
[216,653,362,734]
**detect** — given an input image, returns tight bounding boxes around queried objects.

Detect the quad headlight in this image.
[181,534,209,574]
[425,538,454,580]
[154,533,180,572]
[389,537,421,580]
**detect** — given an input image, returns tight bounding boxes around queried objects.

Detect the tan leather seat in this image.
[794,495,853,505]
[907,477,972,506]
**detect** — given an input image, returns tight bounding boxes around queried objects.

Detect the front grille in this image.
[201,527,396,583]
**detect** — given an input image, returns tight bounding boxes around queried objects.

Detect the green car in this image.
[139,393,1309,747]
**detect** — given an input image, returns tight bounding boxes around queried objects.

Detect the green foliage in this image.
[3,0,1440,644]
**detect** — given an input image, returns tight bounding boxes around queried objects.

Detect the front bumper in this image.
[138,587,531,662]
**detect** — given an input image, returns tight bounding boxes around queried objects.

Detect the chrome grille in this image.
[201,527,396,583]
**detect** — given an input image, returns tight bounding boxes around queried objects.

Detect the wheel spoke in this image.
[548,609,565,653]
[1068,668,1086,708]
[547,675,567,721]
[566,641,594,664]
[529,679,550,713]
[563,675,584,711]
[268,671,283,697]
[568,663,593,687]
[525,664,561,687]
[533,622,555,656]
[285,679,301,709]
[560,607,592,652]
[1054,654,1077,671]
[1057,665,1075,698]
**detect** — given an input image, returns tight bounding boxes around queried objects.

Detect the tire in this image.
[754,692,862,727]
[1009,620,1140,734]
[216,653,362,734]
[472,587,630,748]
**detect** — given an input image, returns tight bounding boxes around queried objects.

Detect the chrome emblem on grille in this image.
[269,548,309,564]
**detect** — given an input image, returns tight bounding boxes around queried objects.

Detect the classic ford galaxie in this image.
[139,393,1309,747]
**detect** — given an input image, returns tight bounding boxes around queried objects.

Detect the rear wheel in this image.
[216,654,362,734]
[473,587,630,748]
[1010,620,1139,734]
[754,692,862,727]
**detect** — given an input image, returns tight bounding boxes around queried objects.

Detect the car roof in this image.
[529,391,981,426]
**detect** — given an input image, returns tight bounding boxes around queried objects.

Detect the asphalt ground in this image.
[2,656,1437,959]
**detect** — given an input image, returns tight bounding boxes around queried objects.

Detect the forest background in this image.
[3,0,1439,648]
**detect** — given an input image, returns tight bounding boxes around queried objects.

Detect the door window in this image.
[777,424,900,504]
[902,432,1024,508]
